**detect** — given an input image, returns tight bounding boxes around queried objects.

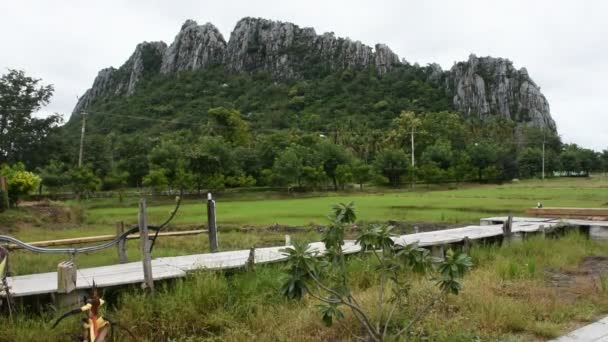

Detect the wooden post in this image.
[139,199,154,293]
[285,235,291,246]
[57,261,77,294]
[0,176,8,211]
[116,221,128,264]
[502,214,513,243]
[462,236,471,253]
[246,247,255,271]
[207,193,219,253]
[431,245,444,261]
[539,224,546,239]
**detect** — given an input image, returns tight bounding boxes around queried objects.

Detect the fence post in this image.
[116,221,128,264]
[55,260,84,309]
[462,236,471,253]
[139,199,154,293]
[285,235,291,246]
[0,176,8,211]
[57,261,77,294]
[502,214,513,243]
[207,193,219,253]
[431,245,445,261]
[247,247,255,271]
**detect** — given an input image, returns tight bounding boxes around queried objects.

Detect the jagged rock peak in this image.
[73,67,116,114]
[374,44,400,75]
[445,54,556,131]
[224,17,399,77]
[224,17,315,77]
[124,41,167,95]
[160,20,226,74]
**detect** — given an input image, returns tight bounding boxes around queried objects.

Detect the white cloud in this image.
[1,0,606,150]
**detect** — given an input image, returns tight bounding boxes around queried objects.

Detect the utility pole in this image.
[541,130,546,180]
[410,127,417,188]
[78,111,87,167]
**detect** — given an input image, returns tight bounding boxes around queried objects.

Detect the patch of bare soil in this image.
[14,200,74,226]
[545,256,608,301]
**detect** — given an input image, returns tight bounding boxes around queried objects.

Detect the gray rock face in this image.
[73,67,116,114]
[125,41,167,94]
[161,20,226,73]
[374,44,400,75]
[71,18,555,132]
[223,17,385,78]
[73,41,166,113]
[444,54,555,131]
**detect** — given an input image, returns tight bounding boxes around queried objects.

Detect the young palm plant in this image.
[281,202,473,341]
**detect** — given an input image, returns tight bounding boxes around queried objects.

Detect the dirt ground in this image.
[546,256,608,300]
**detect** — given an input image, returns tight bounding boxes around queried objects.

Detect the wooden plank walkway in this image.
[2,217,603,298]
[551,316,608,341]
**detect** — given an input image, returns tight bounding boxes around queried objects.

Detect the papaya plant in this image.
[281,202,473,341]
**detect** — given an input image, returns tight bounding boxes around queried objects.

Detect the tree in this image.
[373,149,409,187]
[335,164,353,190]
[143,169,169,193]
[517,148,542,178]
[69,166,101,200]
[0,69,60,168]
[351,160,372,190]
[272,147,304,188]
[559,145,583,176]
[281,203,472,341]
[114,134,151,187]
[422,140,454,170]
[103,167,130,202]
[208,107,251,145]
[0,163,41,207]
[601,150,608,173]
[187,136,235,192]
[38,160,69,193]
[419,162,444,185]
[318,141,351,190]
[467,142,498,182]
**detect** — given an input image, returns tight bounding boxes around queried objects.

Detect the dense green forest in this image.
[1,65,607,203]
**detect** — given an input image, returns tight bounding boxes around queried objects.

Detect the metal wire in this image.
[0,198,182,255]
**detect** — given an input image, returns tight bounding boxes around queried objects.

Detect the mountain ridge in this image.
[71,17,556,131]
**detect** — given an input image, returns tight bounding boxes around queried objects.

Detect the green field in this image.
[2,177,608,340]
[2,177,608,275]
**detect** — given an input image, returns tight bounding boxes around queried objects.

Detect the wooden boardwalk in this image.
[3,217,606,298]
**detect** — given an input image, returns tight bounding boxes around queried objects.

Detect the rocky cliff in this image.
[440,54,555,130]
[73,41,166,113]
[73,17,555,131]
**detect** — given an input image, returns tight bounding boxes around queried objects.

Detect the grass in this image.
[2,232,608,341]
[2,177,608,275]
[83,177,608,227]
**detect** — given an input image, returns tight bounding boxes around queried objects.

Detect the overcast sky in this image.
[1,0,606,150]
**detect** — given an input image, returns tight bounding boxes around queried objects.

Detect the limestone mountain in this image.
[71,17,555,132]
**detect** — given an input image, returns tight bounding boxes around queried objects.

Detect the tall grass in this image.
[2,231,608,341]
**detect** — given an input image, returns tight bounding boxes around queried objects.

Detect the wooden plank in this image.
[7,230,206,250]
[6,217,589,298]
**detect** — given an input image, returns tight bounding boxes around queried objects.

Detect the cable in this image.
[148,192,182,253]
[0,198,182,255]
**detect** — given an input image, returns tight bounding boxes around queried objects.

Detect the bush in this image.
[0,163,41,207]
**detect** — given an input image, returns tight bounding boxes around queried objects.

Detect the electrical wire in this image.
[0,198,182,255]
